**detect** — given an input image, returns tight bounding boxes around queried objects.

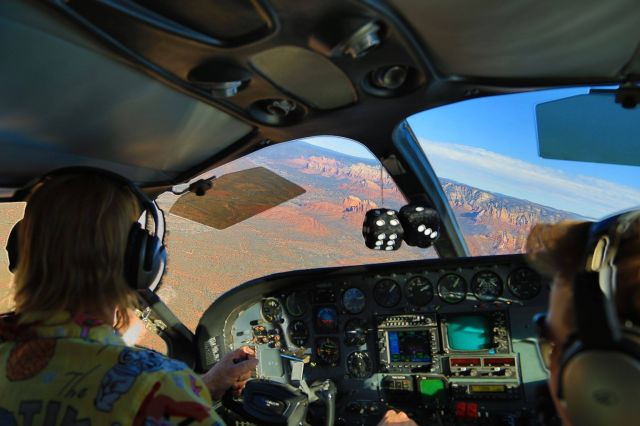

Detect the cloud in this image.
[419,139,640,218]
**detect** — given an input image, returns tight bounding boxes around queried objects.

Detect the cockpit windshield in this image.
[149,137,435,342]
[409,87,640,256]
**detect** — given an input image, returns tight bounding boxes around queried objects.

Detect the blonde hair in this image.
[13,173,141,329]
[526,219,640,324]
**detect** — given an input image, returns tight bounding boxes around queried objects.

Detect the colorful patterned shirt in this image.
[0,312,225,425]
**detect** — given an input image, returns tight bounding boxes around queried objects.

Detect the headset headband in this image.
[574,210,640,348]
[14,166,165,244]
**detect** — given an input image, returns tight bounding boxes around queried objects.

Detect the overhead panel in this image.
[132,0,273,43]
[0,0,252,186]
[391,0,640,78]
[250,46,358,110]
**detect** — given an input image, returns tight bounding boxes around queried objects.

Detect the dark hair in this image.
[526,220,640,325]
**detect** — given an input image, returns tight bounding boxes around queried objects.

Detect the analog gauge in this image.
[373,279,402,308]
[437,274,467,304]
[261,298,282,322]
[346,351,372,379]
[507,267,542,300]
[316,337,340,366]
[285,291,309,317]
[315,306,338,333]
[288,320,309,347]
[342,287,366,314]
[471,271,503,302]
[344,318,367,346]
[405,276,434,306]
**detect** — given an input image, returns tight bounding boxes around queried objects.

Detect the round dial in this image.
[437,274,467,304]
[346,351,372,379]
[507,267,542,300]
[344,318,367,346]
[471,271,503,302]
[342,287,366,314]
[288,320,309,347]
[315,306,338,333]
[373,279,402,308]
[405,276,434,306]
[285,291,309,317]
[261,298,282,322]
[316,337,340,366]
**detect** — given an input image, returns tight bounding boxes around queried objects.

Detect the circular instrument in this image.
[288,320,309,347]
[285,291,309,317]
[405,276,434,306]
[507,267,542,300]
[315,306,338,333]
[437,273,467,304]
[344,318,367,346]
[316,337,340,366]
[342,287,366,314]
[373,279,402,308]
[346,351,372,379]
[471,270,503,302]
[261,298,282,322]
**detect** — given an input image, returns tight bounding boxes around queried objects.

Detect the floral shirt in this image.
[0,312,224,425]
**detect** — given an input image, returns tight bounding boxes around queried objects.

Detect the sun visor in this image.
[170,167,306,229]
[536,93,640,167]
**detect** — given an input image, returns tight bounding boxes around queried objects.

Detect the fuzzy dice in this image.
[399,204,440,248]
[362,209,404,251]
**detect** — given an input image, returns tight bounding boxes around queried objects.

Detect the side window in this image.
[0,202,25,313]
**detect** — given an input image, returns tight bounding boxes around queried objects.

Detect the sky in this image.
[299,88,640,219]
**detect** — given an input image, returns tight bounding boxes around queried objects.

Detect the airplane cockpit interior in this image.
[1,1,639,425]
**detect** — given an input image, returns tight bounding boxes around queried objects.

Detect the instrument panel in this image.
[197,254,551,425]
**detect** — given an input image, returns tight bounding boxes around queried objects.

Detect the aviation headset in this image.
[5,167,167,292]
[556,210,640,426]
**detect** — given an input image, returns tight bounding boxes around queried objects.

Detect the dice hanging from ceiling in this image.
[362,209,404,251]
[399,204,440,248]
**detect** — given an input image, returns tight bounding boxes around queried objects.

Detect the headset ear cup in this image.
[556,337,582,401]
[6,220,21,273]
[562,350,640,426]
[124,224,146,290]
[125,223,167,291]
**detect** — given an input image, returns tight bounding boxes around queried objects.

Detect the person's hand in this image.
[377,409,418,425]
[201,346,258,400]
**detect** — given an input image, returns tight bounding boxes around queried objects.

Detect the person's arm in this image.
[201,346,258,400]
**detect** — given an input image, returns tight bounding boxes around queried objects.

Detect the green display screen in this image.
[419,378,445,399]
[447,315,490,351]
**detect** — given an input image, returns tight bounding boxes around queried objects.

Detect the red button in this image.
[455,402,467,418]
[466,402,478,419]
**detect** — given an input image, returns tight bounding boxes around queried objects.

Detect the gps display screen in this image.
[388,330,431,363]
[446,315,490,351]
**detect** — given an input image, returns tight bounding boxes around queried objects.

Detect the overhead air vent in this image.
[249,98,306,126]
[363,65,422,97]
[310,18,382,58]
[188,61,251,98]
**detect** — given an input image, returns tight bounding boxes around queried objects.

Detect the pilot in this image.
[0,170,417,426]
[0,171,257,425]
[526,214,640,426]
